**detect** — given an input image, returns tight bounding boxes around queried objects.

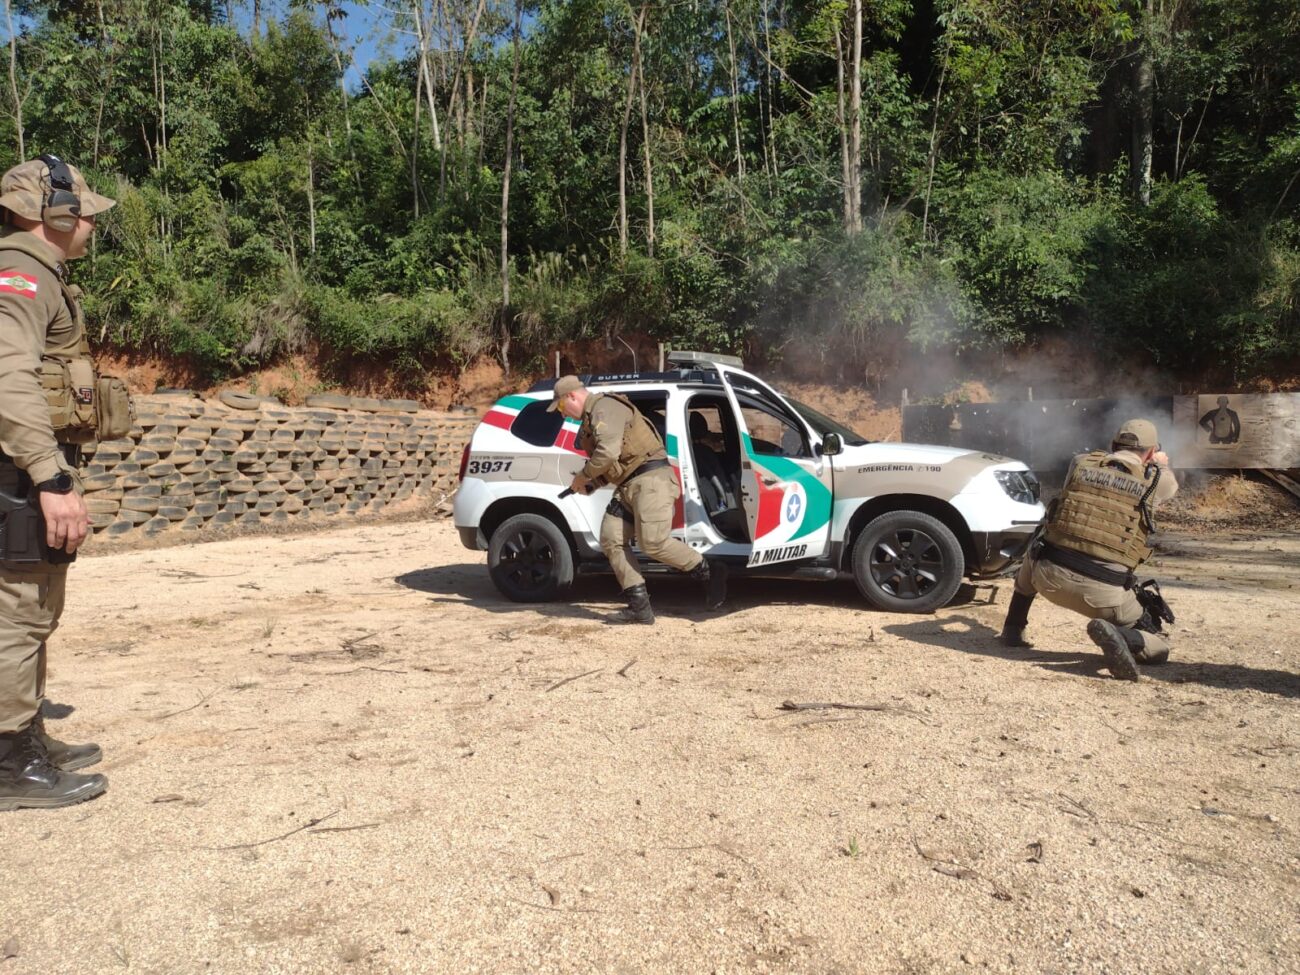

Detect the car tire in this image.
[219,390,281,410]
[488,513,575,603]
[850,510,965,613]
[304,393,354,410]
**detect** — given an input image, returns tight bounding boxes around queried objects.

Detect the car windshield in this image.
[787,398,871,446]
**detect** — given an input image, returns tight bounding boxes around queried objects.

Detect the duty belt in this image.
[1038,540,1135,589]
[624,458,670,483]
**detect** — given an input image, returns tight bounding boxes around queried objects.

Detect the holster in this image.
[0,475,76,566]
[1133,579,1174,631]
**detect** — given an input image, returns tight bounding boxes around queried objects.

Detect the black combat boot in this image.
[608,584,655,625]
[999,591,1036,648]
[1086,619,1140,681]
[689,558,728,610]
[0,726,108,812]
[31,713,101,772]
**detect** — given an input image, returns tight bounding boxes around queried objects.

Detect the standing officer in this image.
[551,376,727,624]
[0,155,115,811]
[999,419,1178,681]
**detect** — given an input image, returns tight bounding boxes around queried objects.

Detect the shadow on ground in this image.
[888,614,1300,699]
[395,563,983,622]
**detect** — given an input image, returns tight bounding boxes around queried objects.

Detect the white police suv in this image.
[453,353,1043,612]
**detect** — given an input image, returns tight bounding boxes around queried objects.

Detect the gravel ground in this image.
[1,520,1296,974]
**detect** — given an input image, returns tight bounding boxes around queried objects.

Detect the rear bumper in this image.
[969,525,1039,577]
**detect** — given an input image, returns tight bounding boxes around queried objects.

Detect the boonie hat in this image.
[0,157,116,223]
[1113,418,1158,451]
[547,375,584,412]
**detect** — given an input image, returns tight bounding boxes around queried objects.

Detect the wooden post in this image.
[901,388,909,407]
[555,351,561,377]
[658,343,665,371]
[1027,386,1033,402]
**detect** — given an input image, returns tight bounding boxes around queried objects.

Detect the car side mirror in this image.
[821,432,843,456]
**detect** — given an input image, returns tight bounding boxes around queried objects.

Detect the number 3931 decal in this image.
[466,458,513,475]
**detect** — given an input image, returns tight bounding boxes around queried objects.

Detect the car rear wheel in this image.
[850,510,964,613]
[488,513,575,602]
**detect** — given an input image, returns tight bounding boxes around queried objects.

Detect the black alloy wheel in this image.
[850,510,964,613]
[488,513,575,602]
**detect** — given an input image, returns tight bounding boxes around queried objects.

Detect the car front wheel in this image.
[488,513,575,602]
[850,510,964,613]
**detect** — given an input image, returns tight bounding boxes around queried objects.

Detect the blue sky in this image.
[231,2,411,87]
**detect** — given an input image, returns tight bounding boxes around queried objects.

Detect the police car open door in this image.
[716,364,833,568]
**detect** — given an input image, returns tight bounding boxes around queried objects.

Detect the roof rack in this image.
[665,349,743,368]
[528,368,723,393]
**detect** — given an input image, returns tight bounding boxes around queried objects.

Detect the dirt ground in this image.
[1,518,1297,975]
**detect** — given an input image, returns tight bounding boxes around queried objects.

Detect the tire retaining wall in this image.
[82,394,478,539]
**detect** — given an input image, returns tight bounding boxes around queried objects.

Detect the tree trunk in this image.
[723,2,745,183]
[834,25,851,231]
[921,48,949,244]
[413,1,443,151]
[499,0,522,375]
[617,4,646,258]
[632,2,654,257]
[846,0,862,234]
[4,0,24,157]
[412,62,423,217]
[441,0,487,203]
[1130,0,1155,206]
[761,0,778,179]
[306,140,317,254]
[324,6,362,191]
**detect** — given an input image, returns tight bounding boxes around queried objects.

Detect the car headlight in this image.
[995,469,1039,505]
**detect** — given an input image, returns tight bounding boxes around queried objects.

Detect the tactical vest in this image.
[0,238,131,445]
[578,392,666,487]
[1044,450,1158,569]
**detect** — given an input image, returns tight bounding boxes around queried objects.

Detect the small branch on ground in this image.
[616,658,637,677]
[151,689,219,721]
[308,822,381,834]
[545,668,603,693]
[503,895,599,914]
[204,811,340,851]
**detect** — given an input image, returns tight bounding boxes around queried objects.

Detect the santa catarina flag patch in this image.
[0,270,38,299]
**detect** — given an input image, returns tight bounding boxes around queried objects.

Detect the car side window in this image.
[509,400,564,447]
[739,402,810,458]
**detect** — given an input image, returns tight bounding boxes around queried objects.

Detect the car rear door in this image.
[715,365,833,567]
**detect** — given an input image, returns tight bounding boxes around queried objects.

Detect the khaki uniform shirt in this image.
[578,393,665,483]
[0,229,82,485]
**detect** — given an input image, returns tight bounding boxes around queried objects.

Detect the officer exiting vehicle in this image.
[550,376,727,624]
[1000,419,1178,681]
[0,156,121,811]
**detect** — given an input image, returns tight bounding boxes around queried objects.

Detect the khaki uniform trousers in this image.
[601,466,703,590]
[1014,552,1169,656]
[0,562,66,733]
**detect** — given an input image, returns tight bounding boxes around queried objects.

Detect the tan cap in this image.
[1113,418,1158,451]
[0,157,116,224]
[547,375,584,412]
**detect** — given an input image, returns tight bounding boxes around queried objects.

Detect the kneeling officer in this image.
[1000,419,1178,680]
[551,376,727,624]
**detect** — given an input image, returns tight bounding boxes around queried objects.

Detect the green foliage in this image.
[0,0,1296,384]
